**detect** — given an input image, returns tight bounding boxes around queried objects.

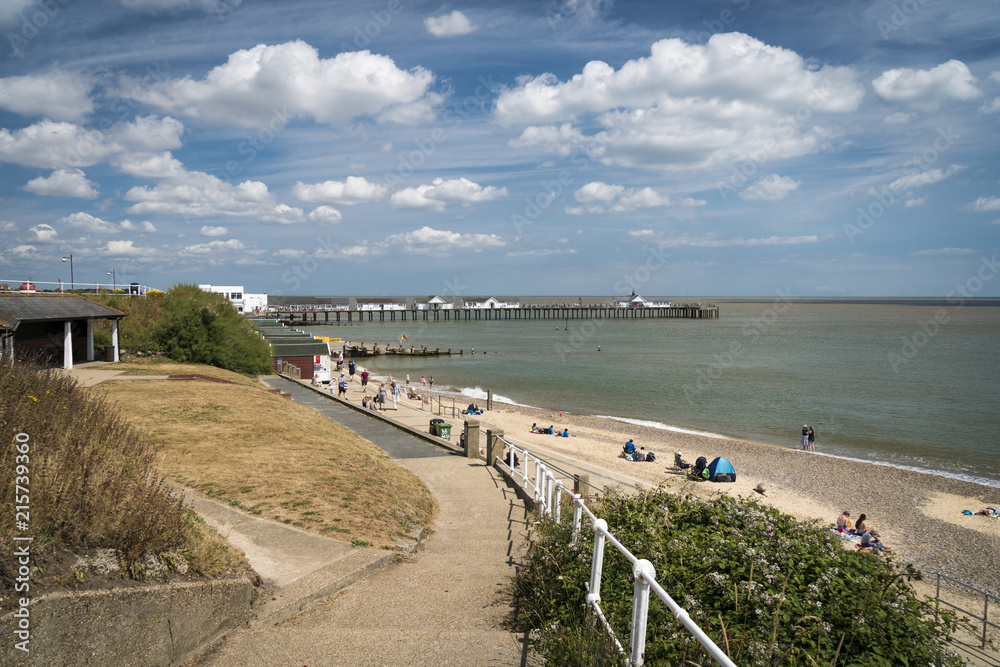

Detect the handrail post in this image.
[935,572,941,625]
[553,482,563,523]
[631,560,656,667]
[984,595,989,648]
[545,471,555,516]
[587,519,608,605]
[571,495,583,543]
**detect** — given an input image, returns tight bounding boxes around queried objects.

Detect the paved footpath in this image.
[190,377,536,666]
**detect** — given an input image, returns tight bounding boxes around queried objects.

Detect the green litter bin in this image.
[436,423,453,440]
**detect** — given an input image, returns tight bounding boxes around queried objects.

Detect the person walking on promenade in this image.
[348,359,356,382]
[361,368,369,390]
[390,380,400,410]
[378,382,387,409]
[337,374,348,398]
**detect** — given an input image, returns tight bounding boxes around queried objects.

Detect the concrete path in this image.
[188,376,535,666]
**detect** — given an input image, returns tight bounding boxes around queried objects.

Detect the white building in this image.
[244,293,268,313]
[462,296,520,309]
[415,295,454,310]
[199,284,246,312]
[356,297,407,311]
[612,293,672,308]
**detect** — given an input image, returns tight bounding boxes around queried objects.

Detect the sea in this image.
[300,297,1000,488]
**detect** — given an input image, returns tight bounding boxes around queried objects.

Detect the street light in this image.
[107,269,116,292]
[61,254,74,292]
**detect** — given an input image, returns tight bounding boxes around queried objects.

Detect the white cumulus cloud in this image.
[292,176,387,205]
[0,116,182,170]
[424,10,476,37]
[0,70,94,122]
[968,196,1000,213]
[23,168,99,199]
[384,226,505,254]
[307,206,342,224]
[127,40,437,128]
[29,224,58,242]
[739,174,801,201]
[200,225,228,237]
[119,219,158,232]
[59,212,119,234]
[390,177,507,211]
[497,33,863,170]
[567,181,705,213]
[873,60,981,110]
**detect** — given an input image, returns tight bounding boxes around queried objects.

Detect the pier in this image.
[268,305,719,325]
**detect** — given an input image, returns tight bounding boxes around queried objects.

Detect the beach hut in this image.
[707,456,736,482]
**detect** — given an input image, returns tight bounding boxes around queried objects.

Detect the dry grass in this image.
[96,359,436,549]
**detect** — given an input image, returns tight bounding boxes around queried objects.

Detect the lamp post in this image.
[61,254,74,292]
[107,269,116,292]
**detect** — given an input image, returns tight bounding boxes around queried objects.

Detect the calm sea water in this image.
[301,298,1000,487]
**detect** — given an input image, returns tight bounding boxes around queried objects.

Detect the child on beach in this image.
[837,511,852,533]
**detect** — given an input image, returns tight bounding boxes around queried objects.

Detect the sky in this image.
[0,0,998,298]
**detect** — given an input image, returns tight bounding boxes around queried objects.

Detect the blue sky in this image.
[1,0,998,297]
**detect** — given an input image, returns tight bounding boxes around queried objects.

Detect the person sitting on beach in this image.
[837,511,852,533]
[645,450,656,462]
[634,447,647,462]
[852,514,869,535]
[691,456,709,479]
[623,439,636,457]
[560,428,569,437]
[531,423,540,433]
[860,529,891,554]
[674,452,691,469]
[547,425,554,435]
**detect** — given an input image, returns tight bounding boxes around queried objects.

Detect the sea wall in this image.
[1,575,253,666]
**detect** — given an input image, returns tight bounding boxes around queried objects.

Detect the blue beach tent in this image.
[707,456,736,482]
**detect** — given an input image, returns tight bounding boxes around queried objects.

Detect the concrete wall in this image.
[1,576,253,666]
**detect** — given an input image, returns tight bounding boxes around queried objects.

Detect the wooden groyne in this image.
[270,305,719,325]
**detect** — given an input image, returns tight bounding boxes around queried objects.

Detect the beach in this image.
[360,368,1000,603]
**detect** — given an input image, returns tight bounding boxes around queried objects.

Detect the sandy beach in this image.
[354,363,1000,603]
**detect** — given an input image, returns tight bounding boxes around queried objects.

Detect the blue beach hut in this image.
[707,456,736,482]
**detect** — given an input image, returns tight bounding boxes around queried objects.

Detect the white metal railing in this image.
[495,438,737,667]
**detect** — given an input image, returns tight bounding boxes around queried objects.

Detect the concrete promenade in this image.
[188,376,536,666]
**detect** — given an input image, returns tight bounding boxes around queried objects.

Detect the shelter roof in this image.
[0,294,124,331]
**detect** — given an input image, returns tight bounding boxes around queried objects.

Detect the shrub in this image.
[90,291,166,354]
[151,284,271,376]
[0,359,186,586]
[513,488,964,666]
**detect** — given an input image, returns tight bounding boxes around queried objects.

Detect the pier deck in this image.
[269,305,718,325]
